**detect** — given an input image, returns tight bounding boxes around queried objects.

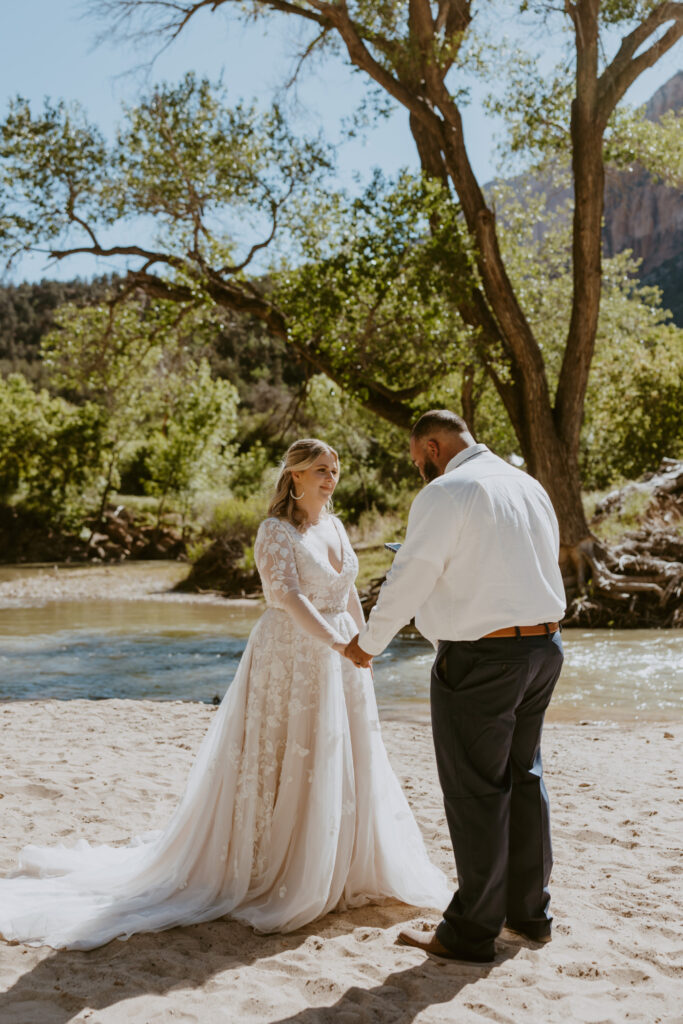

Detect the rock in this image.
[503,74,683,327]
[602,74,683,280]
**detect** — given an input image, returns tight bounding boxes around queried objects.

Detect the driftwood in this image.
[564,458,683,628]
[0,504,187,564]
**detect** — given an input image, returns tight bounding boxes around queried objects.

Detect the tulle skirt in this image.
[0,608,450,949]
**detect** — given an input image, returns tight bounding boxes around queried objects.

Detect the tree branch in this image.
[68,212,104,251]
[435,0,472,37]
[298,333,414,427]
[597,2,683,122]
[284,26,331,88]
[154,93,206,234]
[117,265,417,426]
[47,242,182,268]
[217,197,282,274]
[90,0,327,45]
[246,0,328,27]
[315,3,444,132]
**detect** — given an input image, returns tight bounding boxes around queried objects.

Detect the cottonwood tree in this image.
[89,0,683,582]
[2,1,683,593]
[0,84,469,449]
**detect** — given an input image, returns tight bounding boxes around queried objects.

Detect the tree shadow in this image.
[0,916,304,1023]
[0,903,438,1023]
[0,903,523,1024]
[267,944,519,1024]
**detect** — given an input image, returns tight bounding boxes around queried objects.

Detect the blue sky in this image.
[1,1,680,282]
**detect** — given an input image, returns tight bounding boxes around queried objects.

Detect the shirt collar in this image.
[444,443,488,474]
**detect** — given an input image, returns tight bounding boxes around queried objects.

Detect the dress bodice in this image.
[254,516,358,614]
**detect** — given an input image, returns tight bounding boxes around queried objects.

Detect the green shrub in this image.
[228,441,272,499]
[0,373,104,526]
[206,493,267,545]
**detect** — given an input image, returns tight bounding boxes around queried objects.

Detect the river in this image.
[0,564,680,722]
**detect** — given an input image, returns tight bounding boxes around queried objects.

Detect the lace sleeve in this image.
[254,518,346,650]
[346,586,365,632]
[254,518,301,601]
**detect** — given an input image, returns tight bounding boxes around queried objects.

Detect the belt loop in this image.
[544,622,551,636]
[514,626,521,640]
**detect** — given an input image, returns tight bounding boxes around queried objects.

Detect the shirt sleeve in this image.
[254,518,346,650]
[358,486,453,656]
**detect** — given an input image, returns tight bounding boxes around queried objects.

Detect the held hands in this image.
[333,634,372,670]
[343,634,373,669]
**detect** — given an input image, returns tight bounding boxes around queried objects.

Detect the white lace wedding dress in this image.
[0,516,450,950]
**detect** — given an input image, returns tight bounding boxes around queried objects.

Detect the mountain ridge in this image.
[604,71,683,280]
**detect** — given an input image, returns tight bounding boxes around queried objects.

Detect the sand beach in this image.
[0,699,680,1023]
[0,565,681,1022]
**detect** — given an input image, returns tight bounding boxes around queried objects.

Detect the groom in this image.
[345,410,566,963]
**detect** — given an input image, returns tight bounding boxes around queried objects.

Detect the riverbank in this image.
[0,561,237,608]
[3,455,681,627]
[0,701,680,1023]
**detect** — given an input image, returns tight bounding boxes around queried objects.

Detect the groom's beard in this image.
[422,456,441,482]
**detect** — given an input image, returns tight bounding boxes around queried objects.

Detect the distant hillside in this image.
[642,250,683,325]
[0,276,119,374]
[603,72,683,281]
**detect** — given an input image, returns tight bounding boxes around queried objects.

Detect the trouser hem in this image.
[435,918,496,957]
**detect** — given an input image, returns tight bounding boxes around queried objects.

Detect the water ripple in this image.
[0,607,680,721]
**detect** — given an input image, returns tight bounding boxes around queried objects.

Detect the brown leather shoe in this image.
[397,927,495,964]
[505,921,552,944]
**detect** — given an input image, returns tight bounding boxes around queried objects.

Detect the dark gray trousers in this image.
[431,632,564,955]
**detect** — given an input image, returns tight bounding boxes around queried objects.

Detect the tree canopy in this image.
[2,0,682,592]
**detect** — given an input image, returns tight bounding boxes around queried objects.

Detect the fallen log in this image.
[563,458,683,628]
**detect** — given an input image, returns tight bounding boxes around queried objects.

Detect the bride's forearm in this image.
[346,586,365,632]
[281,590,345,648]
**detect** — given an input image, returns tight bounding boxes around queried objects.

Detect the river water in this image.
[0,573,681,722]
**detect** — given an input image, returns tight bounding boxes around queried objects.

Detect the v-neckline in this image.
[326,517,345,575]
[285,516,345,576]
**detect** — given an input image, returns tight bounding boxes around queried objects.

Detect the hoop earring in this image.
[290,488,304,500]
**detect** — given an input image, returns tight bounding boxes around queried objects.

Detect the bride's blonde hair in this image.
[268,438,340,528]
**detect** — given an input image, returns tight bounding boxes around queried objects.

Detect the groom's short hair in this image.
[411,410,469,440]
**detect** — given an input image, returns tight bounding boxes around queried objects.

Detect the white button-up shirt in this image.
[359,444,566,654]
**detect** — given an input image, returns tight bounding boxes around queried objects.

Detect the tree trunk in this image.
[506,411,590,598]
[525,425,590,551]
[407,114,591,556]
[555,1,605,458]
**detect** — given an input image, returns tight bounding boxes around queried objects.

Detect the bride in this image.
[0,438,449,950]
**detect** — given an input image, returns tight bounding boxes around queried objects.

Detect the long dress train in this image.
[0,515,450,950]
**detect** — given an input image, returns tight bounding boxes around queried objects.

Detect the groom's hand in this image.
[345,634,373,668]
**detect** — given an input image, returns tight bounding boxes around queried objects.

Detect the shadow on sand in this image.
[266,951,516,1024]
[0,905,521,1023]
